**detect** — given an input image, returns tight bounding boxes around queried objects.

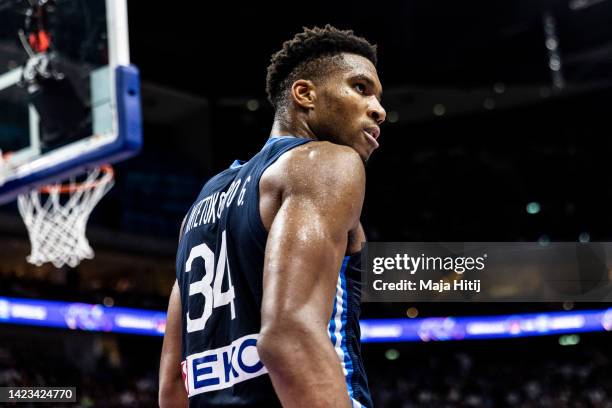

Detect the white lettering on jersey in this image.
[217,191,227,218]
[184,333,267,397]
[184,176,252,234]
[237,176,251,207]
[184,231,235,333]
[225,179,241,208]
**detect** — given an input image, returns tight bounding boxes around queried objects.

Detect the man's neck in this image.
[270,116,317,140]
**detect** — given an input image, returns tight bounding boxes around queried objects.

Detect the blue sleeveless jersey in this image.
[176,137,372,407]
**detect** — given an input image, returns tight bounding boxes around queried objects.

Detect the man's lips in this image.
[363,127,380,149]
[364,126,380,140]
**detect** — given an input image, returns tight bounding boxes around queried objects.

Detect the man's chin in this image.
[345,143,371,164]
[358,148,371,165]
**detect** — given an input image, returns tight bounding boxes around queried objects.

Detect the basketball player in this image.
[159,25,385,408]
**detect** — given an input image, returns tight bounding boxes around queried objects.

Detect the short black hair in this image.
[266,25,377,111]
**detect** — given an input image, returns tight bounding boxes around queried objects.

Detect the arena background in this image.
[1,0,612,406]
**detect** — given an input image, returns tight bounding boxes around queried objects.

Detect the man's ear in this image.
[290,79,316,110]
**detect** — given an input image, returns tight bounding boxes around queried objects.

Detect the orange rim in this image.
[39,165,114,194]
[1,151,13,161]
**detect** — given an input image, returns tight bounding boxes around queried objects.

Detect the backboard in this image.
[0,0,142,204]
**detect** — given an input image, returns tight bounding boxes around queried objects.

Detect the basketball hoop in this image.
[0,150,10,188]
[17,165,114,268]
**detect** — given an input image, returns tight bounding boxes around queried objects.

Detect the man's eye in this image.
[355,83,366,93]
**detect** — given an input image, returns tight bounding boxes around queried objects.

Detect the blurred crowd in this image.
[0,265,168,310]
[1,241,610,408]
[1,326,611,407]
[369,341,612,408]
[0,329,158,407]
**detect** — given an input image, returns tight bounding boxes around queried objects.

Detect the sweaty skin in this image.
[270,53,385,163]
[159,218,189,408]
[159,281,189,408]
[257,53,385,408]
[257,143,364,408]
[159,52,385,408]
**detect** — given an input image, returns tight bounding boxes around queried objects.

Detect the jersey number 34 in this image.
[185,230,236,333]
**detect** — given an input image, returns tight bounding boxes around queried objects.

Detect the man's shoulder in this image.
[269,141,365,189]
[258,141,365,232]
[286,140,362,165]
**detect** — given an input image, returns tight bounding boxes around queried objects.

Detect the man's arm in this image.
[159,281,188,408]
[257,142,365,408]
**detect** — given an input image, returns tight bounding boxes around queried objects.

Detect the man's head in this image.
[266,25,386,161]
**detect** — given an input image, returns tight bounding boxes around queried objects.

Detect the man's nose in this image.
[368,98,386,125]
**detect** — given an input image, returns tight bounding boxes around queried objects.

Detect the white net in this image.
[17,166,114,268]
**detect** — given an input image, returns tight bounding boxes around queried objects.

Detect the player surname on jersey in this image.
[184,176,252,234]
